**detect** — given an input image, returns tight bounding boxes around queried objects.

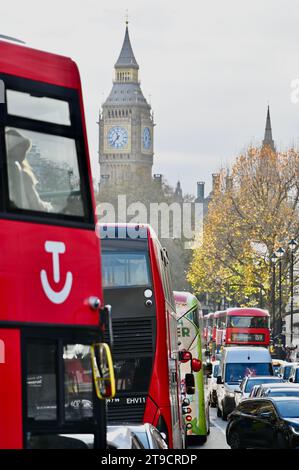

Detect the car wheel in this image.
[229,431,242,449]
[217,406,222,418]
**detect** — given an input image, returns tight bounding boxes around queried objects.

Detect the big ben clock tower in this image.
[99,22,154,185]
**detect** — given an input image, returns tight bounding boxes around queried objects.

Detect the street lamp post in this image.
[271,252,278,337]
[288,239,298,346]
[276,247,286,340]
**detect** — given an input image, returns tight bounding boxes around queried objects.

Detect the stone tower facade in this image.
[99,23,154,185]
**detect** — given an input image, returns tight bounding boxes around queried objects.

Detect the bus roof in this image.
[227,308,270,317]
[0,40,80,88]
[98,223,158,240]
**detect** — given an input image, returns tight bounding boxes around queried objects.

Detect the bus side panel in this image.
[0,329,22,449]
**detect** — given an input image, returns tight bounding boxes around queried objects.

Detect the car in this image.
[226,397,299,449]
[126,424,168,449]
[259,387,299,398]
[207,361,220,407]
[107,426,145,449]
[216,347,273,421]
[253,382,299,398]
[234,375,283,406]
[59,427,145,449]
[289,365,299,383]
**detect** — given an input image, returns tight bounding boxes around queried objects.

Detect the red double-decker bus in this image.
[0,39,112,449]
[99,223,185,449]
[225,308,270,347]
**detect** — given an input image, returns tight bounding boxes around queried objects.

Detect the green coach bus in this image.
[174,291,210,446]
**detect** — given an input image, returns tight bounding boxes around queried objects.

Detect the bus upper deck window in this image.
[5,127,84,217]
[6,90,71,126]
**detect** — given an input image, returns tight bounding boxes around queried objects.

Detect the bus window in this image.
[5,128,84,216]
[102,252,150,288]
[26,343,57,421]
[63,344,93,422]
[114,357,152,393]
[7,90,71,126]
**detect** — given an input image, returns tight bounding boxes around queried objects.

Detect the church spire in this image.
[262,106,275,151]
[115,23,139,70]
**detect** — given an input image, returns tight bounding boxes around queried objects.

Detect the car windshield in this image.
[213,364,219,378]
[227,316,268,328]
[244,377,282,393]
[276,400,299,418]
[284,366,292,380]
[225,363,273,384]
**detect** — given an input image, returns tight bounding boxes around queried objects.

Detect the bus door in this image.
[0,329,23,449]
[22,328,106,449]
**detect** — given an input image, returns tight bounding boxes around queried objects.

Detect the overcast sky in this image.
[3,0,299,195]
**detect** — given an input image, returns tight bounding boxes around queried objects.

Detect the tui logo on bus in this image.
[40,241,73,304]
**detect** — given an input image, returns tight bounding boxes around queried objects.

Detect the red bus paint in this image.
[100,224,185,449]
[225,308,270,347]
[0,40,106,449]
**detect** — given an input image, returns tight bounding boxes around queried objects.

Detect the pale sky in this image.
[2,0,299,195]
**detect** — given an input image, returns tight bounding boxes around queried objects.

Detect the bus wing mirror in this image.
[185,373,195,395]
[216,376,223,385]
[91,343,116,400]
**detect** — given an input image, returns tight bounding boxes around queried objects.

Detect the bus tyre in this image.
[217,406,222,418]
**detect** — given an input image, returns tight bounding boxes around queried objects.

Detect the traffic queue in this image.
[205,311,299,449]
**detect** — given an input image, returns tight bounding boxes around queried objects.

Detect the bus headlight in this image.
[144,289,153,299]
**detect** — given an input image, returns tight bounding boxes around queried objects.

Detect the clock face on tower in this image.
[108,126,128,149]
[143,127,151,150]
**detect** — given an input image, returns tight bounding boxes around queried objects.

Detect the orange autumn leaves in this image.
[188,146,299,307]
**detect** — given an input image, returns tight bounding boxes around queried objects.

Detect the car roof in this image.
[246,375,281,380]
[242,396,299,404]
[266,387,299,392]
[266,396,299,402]
[259,382,299,388]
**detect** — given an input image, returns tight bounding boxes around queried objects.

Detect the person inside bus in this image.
[5,128,52,212]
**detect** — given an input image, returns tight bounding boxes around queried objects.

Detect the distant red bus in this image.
[100,223,185,449]
[0,39,111,449]
[225,308,270,347]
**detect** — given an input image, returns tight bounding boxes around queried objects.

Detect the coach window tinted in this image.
[7,90,71,125]
[102,252,150,288]
[5,127,84,216]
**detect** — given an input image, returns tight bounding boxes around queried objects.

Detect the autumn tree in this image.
[188,145,299,332]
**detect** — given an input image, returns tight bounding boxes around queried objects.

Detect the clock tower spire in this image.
[99,22,154,185]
